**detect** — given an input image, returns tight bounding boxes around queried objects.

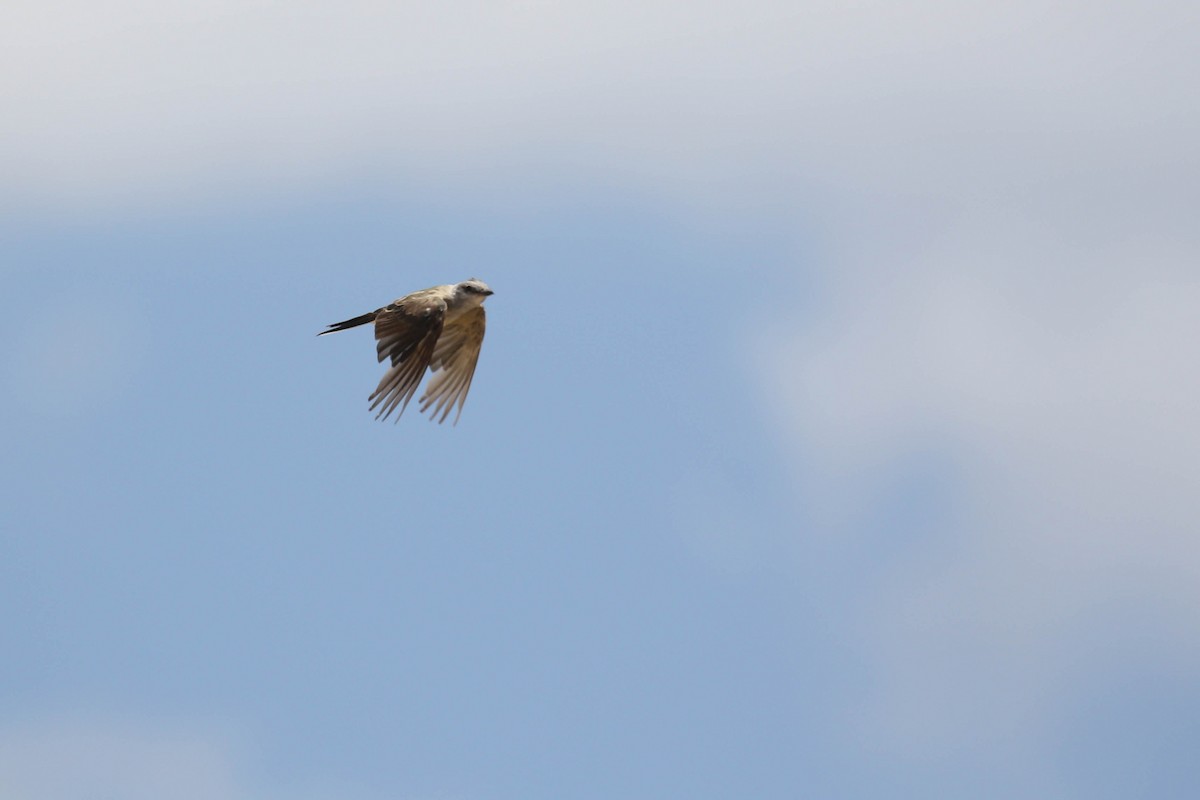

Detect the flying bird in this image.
[319,278,493,424]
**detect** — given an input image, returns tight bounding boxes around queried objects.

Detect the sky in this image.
[3,2,1199,798]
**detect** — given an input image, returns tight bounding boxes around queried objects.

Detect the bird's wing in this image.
[419,306,487,424]
[368,293,446,421]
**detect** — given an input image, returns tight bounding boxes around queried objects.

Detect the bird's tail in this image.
[318,310,379,336]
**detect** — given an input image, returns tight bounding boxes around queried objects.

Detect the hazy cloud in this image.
[0,718,247,800]
[759,188,1200,760]
[5,292,145,419]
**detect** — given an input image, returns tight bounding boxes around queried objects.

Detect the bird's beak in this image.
[483,289,495,296]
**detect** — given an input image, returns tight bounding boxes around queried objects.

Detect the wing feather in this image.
[366,296,445,422]
[419,306,486,424]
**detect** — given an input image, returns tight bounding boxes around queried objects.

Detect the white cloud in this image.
[3,1,1195,210]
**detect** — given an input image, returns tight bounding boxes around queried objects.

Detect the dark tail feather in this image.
[318,310,379,336]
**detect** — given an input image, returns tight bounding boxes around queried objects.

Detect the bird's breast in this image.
[444,299,484,322]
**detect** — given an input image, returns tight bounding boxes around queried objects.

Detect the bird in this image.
[319,278,493,424]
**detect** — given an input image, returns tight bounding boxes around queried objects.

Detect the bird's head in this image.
[456,278,494,303]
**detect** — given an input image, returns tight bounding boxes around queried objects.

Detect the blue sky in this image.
[4,2,1199,798]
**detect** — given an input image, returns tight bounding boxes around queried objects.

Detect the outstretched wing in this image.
[367,294,446,422]
[419,306,486,424]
